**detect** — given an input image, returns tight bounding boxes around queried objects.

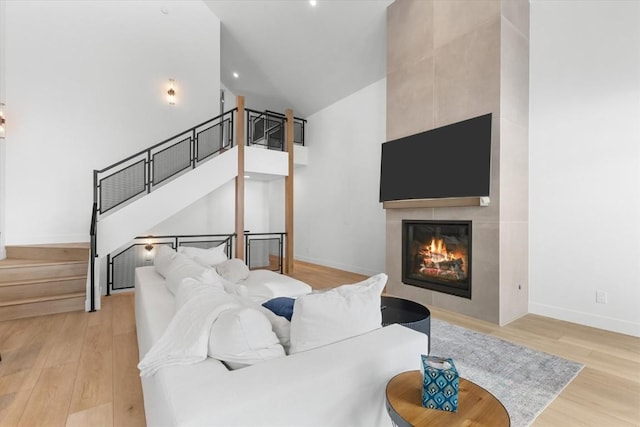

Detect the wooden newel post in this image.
[235,96,245,261]
[284,109,294,273]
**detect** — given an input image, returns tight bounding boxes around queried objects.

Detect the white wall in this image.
[295,78,386,276]
[4,0,220,244]
[150,178,272,235]
[268,178,285,233]
[529,0,640,336]
[0,0,6,258]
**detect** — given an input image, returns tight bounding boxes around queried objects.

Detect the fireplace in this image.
[402,220,472,299]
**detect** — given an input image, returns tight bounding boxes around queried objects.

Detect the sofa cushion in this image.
[215,258,250,283]
[288,273,387,354]
[208,307,286,369]
[178,244,228,267]
[154,245,177,278]
[262,297,295,321]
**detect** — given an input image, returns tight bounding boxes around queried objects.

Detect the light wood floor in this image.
[0,261,638,426]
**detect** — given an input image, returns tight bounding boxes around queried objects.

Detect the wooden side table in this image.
[386,370,510,427]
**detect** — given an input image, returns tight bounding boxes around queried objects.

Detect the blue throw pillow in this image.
[262,297,295,321]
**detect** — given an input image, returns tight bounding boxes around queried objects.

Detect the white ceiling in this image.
[203,0,393,118]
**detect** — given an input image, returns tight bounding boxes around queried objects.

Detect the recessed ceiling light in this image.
[233,72,239,79]
[309,0,317,6]
[244,175,250,179]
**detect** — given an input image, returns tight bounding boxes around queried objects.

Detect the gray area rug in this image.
[429,318,584,427]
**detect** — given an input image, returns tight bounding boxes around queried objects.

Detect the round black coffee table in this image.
[381,296,431,352]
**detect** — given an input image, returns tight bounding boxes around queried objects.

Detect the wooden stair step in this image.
[0,260,88,283]
[0,242,90,320]
[0,294,85,322]
[0,291,86,307]
[0,275,86,302]
[6,243,90,262]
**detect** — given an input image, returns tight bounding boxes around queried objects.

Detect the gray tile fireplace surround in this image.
[384,0,529,326]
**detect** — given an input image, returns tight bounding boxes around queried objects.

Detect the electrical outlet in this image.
[596,290,608,304]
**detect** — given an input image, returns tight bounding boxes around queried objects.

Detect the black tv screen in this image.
[379,113,492,202]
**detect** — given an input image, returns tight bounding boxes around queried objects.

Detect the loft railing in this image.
[293,117,306,146]
[94,109,236,217]
[106,233,236,293]
[245,232,286,273]
[246,108,306,150]
[247,109,284,150]
[105,232,286,292]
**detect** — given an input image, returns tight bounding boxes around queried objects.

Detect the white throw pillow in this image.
[240,269,313,303]
[288,273,387,354]
[164,253,211,295]
[153,245,177,278]
[236,298,292,353]
[215,258,250,283]
[178,244,228,266]
[208,307,285,370]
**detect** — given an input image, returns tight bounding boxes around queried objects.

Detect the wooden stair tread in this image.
[0,295,85,321]
[8,242,89,248]
[0,292,86,307]
[0,259,87,268]
[0,244,89,319]
[5,243,90,262]
[0,274,87,287]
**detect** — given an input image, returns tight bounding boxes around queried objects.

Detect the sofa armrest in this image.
[155,324,428,427]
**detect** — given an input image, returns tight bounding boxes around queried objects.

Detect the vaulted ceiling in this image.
[203,0,393,117]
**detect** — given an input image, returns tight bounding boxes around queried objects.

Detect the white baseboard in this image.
[529,302,640,337]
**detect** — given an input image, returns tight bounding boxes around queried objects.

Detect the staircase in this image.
[0,243,89,321]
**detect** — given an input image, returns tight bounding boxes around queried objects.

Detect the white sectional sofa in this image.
[135,265,428,427]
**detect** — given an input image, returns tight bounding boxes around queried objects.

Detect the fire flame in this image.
[417,237,467,276]
[423,238,461,262]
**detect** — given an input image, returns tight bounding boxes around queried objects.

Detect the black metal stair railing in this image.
[89,202,98,312]
[94,109,236,217]
[90,105,305,299]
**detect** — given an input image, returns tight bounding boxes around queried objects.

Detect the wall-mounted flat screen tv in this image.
[379,113,492,202]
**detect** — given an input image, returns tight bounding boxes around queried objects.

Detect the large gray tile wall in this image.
[385,0,529,325]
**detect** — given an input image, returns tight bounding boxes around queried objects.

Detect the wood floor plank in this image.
[534,398,636,427]
[65,402,113,427]
[0,317,40,351]
[88,294,112,328]
[68,323,113,414]
[558,366,640,424]
[17,362,77,427]
[44,311,88,369]
[0,371,28,397]
[111,294,135,336]
[112,331,145,427]
[288,260,368,289]
[0,389,31,427]
[0,313,66,393]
